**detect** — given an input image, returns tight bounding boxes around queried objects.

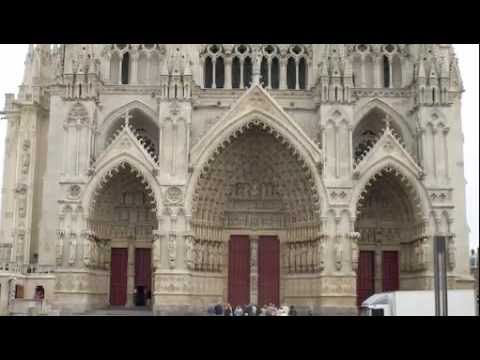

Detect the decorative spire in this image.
[21,44,34,85]
[418,58,426,79]
[161,59,169,76]
[183,57,192,76]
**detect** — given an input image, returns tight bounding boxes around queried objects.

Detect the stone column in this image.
[224,56,232,89]
[126,238,135,307]
[250,235,258,305]
[279,58,287,90]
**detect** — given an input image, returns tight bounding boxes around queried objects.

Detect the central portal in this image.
[228,235,280,307]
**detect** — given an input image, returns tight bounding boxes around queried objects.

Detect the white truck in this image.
[360,289,475,316]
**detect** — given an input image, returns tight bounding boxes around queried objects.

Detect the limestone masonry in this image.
[0,44,473,315]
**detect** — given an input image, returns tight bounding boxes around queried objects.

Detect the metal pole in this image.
[439,237,448,316]
[434,236,448,316]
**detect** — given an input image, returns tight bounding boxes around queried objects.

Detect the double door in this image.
[109,248,151,306]
[356,250,399,307]
[228,235,280,307]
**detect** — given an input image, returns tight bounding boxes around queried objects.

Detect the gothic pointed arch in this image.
[186,84,326,213]
[350,156,430,220]
[82,154,162,221]
[98,100,158,148]
[355,98,415,142]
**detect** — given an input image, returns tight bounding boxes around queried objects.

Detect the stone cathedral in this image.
[0,44,473,315]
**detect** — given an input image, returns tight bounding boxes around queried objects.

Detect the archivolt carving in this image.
[86,161,159,241]
[191,125,321,243]
[355,166,424,221]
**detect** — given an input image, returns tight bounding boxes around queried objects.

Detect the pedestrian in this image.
[224,303,233,316]
[289,305,297,316]
[234,305,243,316]
[214,302,224,316]
[207,304,215,316]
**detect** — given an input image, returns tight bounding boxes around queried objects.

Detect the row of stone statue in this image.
[56,229,110,269]
[401,236,455,272]
[185,237,224,272]
[83,233,111,269]
[284,232,361,273]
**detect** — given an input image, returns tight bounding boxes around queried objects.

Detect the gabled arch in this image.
[81,154,162,220]
[355,98,414,141]
[350,156,431,220]
[186,112,326,215]
[99,100,157,136]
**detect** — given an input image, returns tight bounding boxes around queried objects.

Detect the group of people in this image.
[207,303,298,316]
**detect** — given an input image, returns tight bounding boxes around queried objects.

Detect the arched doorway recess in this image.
[190,122,322,306]
[88,162,158,307]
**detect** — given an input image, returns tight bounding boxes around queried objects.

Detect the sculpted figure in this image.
[218,243,224,271]
[447,237,456,271]
[168,234,176,269]
[317,237,326,272]
[306,242,313,272]
[83,237,91,267]
[335,236,343,271]
[351,232,360,272]
[56,230,65,266]
[185,236,194,270]
[69,235,76,265]
[153,232,161,268]
[208,242,215,272]
[289,243,295,273]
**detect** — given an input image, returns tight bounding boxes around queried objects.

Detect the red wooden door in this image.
[258,236,280,307]
[110,248,128,306]
[135,248,152,294]
[382,251,399,292]
[228,235,250,307]
[357,251,375,307]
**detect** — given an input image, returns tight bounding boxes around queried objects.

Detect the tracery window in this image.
[106,44,167,85]
[352,44,404,89]
[286,45,308,90]
[203,44,225,89]
[201,44,309,90]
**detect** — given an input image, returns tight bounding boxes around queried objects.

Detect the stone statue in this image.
[185,236,194,270]
[68,235,76,265]
[218,243,224,272]
[300,242,308,272]
[83,237,91,267]
[193,240,200,270]
[289,243,295,273]
[153,231,161,268]
[22,140,30,175]
[56,230,65,266]
[199,240,206,271]
[168,234,176,269]
[208,242,215,272]
[335,236,343,271]
[351,232,360,272]
[414,240,421,270]
[315,237,323,272]
[448,236,456,271]
[18,197,27,218]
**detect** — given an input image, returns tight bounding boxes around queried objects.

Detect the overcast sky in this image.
[0,44,478,250]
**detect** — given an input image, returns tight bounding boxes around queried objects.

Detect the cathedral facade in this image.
[0,44,473,315]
